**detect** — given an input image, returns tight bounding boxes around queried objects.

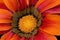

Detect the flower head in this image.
[0,0,60,40]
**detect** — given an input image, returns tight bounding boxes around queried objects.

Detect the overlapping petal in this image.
[0,9,12,32]
[0,0,3,3]
[0,30,9,34]
[0,9,12,23]
[0,19,11,23]
[41,24,60,36]
[43,14,60,24]
[38,0,60,13]
[35,0,45,8]
[29,30,57,40]
[1,31,14,40]
[29,0,38,6]
[10,35,25,40]
[18,0,27,10]
[41,14,60,35]
[0,9,12,18]
[0,0,9,9]
[1,31,25,40]
[3,0,18,12]
[0,3,9,10]
[0,24,12,31]
[43,5,60,16]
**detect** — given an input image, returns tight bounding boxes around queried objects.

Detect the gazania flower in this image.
[0,0,60,40]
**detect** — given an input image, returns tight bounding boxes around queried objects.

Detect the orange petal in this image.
[0,19,12,23]
[0,24,12,31]
[29,30,57,40]
[43,14,60,24]
[1,31,14,40]
[3,0,18,12]
[0,9,13,19]
[0,0,3,3]
[40,22,60,35]
[41,14,60,35]
[38,0,60,13]
[0,9,12,23]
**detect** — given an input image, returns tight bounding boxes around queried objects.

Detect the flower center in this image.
[11,6,42,38]
[18,15,37,33]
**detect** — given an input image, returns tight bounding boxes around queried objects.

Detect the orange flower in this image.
[0,0,60,40]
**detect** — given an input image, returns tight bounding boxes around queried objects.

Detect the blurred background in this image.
[56,36,60,40]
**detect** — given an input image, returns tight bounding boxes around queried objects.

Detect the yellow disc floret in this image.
[18,15,37,33]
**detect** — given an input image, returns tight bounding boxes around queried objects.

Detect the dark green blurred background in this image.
[56,36,60,40]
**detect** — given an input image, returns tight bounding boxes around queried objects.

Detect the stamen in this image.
[18,15,37,33]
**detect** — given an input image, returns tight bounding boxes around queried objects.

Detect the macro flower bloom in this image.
[0,0,60,40]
